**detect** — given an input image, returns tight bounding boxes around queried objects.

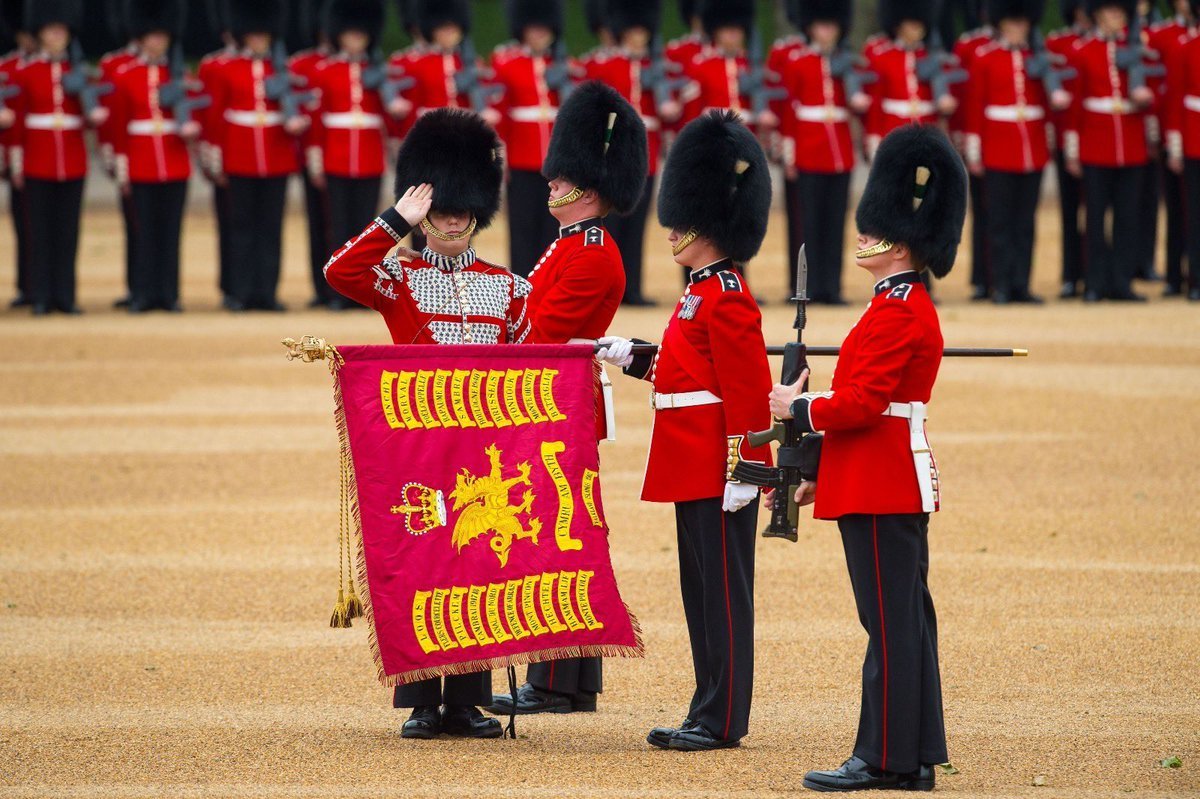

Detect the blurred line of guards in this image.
[2,0,1199,316]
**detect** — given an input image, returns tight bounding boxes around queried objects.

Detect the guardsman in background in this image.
[207,0,310,312]
[197,0,238,308]
[1046,0,1090,298]
[964,0,1066,303]
[0,0,33,308]
[109,0,198,313]
[402,0,475,117]
[583,0,616,54]
[96,0,138,309]
[1163,0,1200,300]
[307,0,388,311]
[951,11,995,301]
[779,0,867,305]
[584,0,679,306]
[383,0,423,153]
[491,0,572,278]
[1063,0,1155,302]
[667,0,707,66]
[10,0,108,316]
[773,0,811,296]
[769,124,965,792]
[595,110,773,752]
[1150,0,1193,296]
[325,110,527,739]
[486,82,647,717]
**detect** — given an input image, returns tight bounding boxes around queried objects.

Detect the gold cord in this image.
[420,216,477,242]
[547,186,584,208]
[672,227,699,256]
[855,238,894,259]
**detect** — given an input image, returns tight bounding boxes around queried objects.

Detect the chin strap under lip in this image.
[420,215,477,242]
[672,227,699,256]
[547,186,584,208]
[855,238,894,259]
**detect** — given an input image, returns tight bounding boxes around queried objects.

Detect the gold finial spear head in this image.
[282,335,335,363]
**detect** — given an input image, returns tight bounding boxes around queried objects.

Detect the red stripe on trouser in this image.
[720,507,734,739]
[547,661,555,690]
[872,515,889,770]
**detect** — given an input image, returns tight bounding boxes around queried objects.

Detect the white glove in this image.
[722,481,758,513]
[595,335,634,368]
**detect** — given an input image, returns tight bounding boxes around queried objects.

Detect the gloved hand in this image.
[595,335,634,368]
[722,481,758,513]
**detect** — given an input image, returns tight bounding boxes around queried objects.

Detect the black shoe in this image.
[225,298,248,312]
[1139,268,1163,282]
[1082,290,1103,303]
[970,285,990,302]
[621,296,657,307]
[161,301,183,313]
[1108,290,1147,302]
[127,300,151,314]
[1163,284,1183,298]
[56,304,83,315]
[647,718,698,749]
[1189,287,1200,301]
[112,296,130,309]
[802,756,934,792]
[400,706,441,740]
[484,682,593,715]
[1014,291,1045,305]
[991,291,1011,305]
[1059,282,1079,299]
[440,705,503,739]
[9,294,30,308]
[667,724,740,751]
[261,300,287,312]
[31,302,51,316]
[307,296,328,309]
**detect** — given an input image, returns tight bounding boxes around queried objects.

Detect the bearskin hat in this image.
[1084,0,1135,16]
[25,0,83,33]
[657,110,772,263]
[323,0,385,44]
[854,125,967,279]
[985,0,1045,22]
[797,0,853,32]
[584,0,608,35]
[415,0,470,40]
[700,0,755,35]
[393,109,504,229]
[678,0,699,25]
[507,0,563,40]
[181,0,226,56]
[879,0,938,34]
[541,81,649,215]
[1059,0,1085,21]
[227,0,288,39]
[610,0,661,37]
[123,0,186,39]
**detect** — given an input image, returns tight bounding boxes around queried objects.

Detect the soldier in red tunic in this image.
[1163,0,1200,300]
[950,15,994,301]
[196,0,238,308]
[108,0,199,312]
[486,80,647,718]
[325,110,525,740]
[769,124,965,792]
[96,0,138,309]
[1150,0,1194,297]
[0,0,34,308]
[595,110,773,752]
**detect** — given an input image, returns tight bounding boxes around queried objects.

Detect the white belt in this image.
[1185,95,1200,113]
[127,119,178,135]
[509,105,558,123]
[794,104,849,122]
[882,98,934,117]
[1083,97,1135,115]
[224,109,284,127]
[322,111,384,129]
[653,390,722,410]
[641,114,661,131]
[24,112,83,130]
[984,104,1045,122]
[882,401,939,513]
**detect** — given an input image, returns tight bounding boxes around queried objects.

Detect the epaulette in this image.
[883,283,914,301]
[584,226,605,246]
[718,271,743,293]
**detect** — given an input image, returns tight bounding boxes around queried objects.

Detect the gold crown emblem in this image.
[391,482,448,535]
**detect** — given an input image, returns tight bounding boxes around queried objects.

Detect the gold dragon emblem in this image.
[449,444,541,567]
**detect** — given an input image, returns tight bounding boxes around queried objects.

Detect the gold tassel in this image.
[330,447,355,628]
[330,587,351,628]
[345,579,364,619]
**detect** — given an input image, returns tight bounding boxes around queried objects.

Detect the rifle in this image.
[62,39,113,117]
[642,34,687,109]
[0,78,18,112]
[1115,13,1166,91]
[1027,28,1076,95]
[362,47,416,112]
[828,45,878,100]
[157,42,211,128]
[265,40,317,123]
[915,30,967,103]
[543,38,575,103]
[738,27,787,116]
[454,37,503,113]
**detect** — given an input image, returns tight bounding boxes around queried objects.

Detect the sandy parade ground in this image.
[1,195,1198,798]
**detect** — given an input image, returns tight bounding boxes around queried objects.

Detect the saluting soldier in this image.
[768,124,966,792]
[108,0,198,313]
[594,110,773,752]
[1046,0,1090,298]
[10,0,109,316]
[0,0,34,309]
[486,81,647,717]
[325,109,527,739]
[306,0,388,311]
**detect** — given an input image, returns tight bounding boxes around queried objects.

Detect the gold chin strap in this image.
[547,186,584,208]
[855,238,894,259]
[420,216,477,242]
[672,227,699,256]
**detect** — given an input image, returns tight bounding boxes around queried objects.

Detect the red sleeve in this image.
[1164,38,1187,156]
[1062,44,1083,156]
[709,288,774,466]
[305,64,326,173]
[526,248,614,344]
[802,300,922,432]
[964,53,986,165]
[204,60,230,170]
[323,207,413,310]
[864,48,884,140]
[109,71,131,175]
[507,275,532,344]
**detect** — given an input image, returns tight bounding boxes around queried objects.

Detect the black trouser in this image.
[226,175,288,307]
[605,173,653,302]
[1161,153,1186,291]
[128,181,188,308]
[394,671,492,708]
[9,183,29,299]
[119,191,135,299]
[527,655,603,696]
[327,174,382,307]
[1136,159,1160,279]
[507,169,559,277]
[984,169,1042,298]
[784,175,803,292]
[968,173,990,292]
[303,171,333,303]
[838,513,946,775]
[25,177,84,309]
[1181,158,1200,292]
[1054,149,1085,287]
[796,170,851,301]
[213,182,233,297]
[1083,165,1143,298]
[673,497,756,742]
